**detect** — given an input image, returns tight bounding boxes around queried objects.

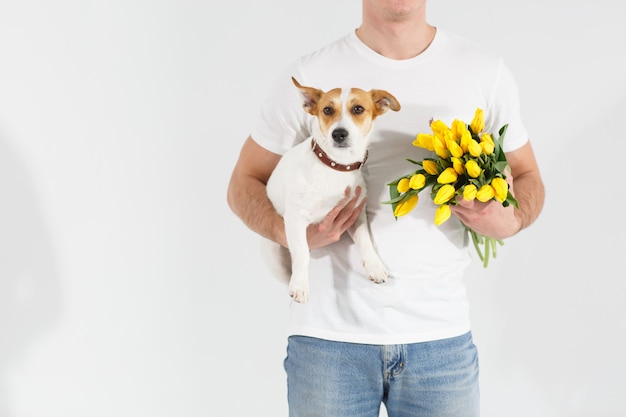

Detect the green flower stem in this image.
[467,227,504,268]
[483,235,491,268]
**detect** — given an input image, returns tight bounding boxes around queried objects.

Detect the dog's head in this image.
[292,77,401,163]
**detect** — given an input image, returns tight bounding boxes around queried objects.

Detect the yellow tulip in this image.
[470,108,485,135]
[481,141,494,155]
[463,184,477,201]
[452,119,469,140]
[413,133,434,151]
[468,139,483,157]
[422,160,440,175]
[480,133,495,155]
[451,157,465,175]
[491,177,509,203]
[460,130,472,153]
[409,173,426,190]
[430,119,450,137]
[480,133,494,147]
[446,139,464,158]
[433,184,456,205]
[437,167,458,184]
[434,204,452,225]
[476,184,495,202]
[433,135,448,159]
[465,159,482,178]
[397,177,410,193]
[394,194,418,217]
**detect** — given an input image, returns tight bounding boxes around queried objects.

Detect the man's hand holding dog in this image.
[306,187,365,250]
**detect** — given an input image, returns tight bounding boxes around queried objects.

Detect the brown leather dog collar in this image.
[310,139,368,172]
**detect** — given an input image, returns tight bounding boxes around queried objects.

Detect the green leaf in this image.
[505,192,519,208]
[498,124,509,146]
[388,184,400,201]
[385,185,401,217]
[382,192,407,205]
[494,161,510,173]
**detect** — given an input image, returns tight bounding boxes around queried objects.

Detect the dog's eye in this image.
[352,105,365,115]
[323,107,334,115]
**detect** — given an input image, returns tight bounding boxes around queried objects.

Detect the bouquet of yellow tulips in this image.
[384,108,518,267]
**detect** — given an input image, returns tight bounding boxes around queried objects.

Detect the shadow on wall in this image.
[0,131,62,415]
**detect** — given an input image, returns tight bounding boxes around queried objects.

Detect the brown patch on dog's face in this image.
[313,88,343,137]
[345,88,378,136]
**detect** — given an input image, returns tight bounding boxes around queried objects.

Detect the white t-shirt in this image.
[251,29,528,345]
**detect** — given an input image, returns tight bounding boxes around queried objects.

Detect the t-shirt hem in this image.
[286,324,472,345]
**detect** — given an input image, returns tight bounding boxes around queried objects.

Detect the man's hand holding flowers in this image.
[451,171,521,241]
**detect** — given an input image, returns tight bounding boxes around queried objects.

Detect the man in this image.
[227,1,544,416]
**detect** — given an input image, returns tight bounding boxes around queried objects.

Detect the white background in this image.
[0,1,625,416]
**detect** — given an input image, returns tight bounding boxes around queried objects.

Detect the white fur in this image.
[263,78,400,303]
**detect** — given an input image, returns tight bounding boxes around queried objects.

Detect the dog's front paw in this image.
[289,281,309,303]
[364,259,388,284]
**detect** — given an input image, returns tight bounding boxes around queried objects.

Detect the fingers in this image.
[336,186,363,228]
[307,187,365,249]
[319,186,362,230]
[454,195,474,209]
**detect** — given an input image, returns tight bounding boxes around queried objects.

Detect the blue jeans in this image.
[284,332,479,417]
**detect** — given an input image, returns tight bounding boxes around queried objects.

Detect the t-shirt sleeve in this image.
[250,63,312,155]
[486,60,529,153]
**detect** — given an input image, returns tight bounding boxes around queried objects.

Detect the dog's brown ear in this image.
[370,90,401,116]
[292,77,323,115]
[291,77,303,89]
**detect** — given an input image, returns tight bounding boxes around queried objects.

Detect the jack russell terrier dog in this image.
[263,77,401,303]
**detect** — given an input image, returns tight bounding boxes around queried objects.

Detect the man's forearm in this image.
[227,175,287,247]
[511,170,545,233]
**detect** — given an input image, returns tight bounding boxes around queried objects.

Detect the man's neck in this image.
[356,6,436,60]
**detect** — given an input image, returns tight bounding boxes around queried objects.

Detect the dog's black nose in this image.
[332,128,349,145]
